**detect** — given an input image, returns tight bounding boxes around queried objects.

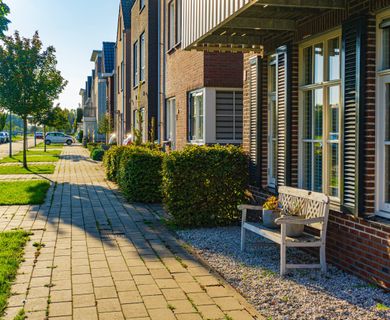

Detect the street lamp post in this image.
[8,111,12,157]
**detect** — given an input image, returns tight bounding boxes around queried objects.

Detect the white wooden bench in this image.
[238,186,330,276]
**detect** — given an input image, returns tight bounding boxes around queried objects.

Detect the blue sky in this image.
[6,0,119,110]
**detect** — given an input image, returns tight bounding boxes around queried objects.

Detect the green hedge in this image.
[91,147,105,161]
[87,143,101,152]
[118,146,164,203]
[103,146,128,182]
[163,145,249,228]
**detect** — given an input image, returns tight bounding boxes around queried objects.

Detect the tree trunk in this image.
[23,117,28,169]
[43,125,47,153]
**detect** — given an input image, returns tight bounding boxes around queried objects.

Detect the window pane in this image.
[329,86,340,140]
[384,27,390,70]
[270,63,276,92]
[168,1,175,49]
[303,91,313,139]
[386,145,390,203]
[386,84,390,141]
[140,33,145,81]
[328,37,340,80]
[303,46,312,85]
[303,142,312,190]
[313,142,323,192]
[197,95,204,140]
[328,143,339,197]
[133,41,138,85]
[314,43,324,83]
[314,89,323,140]
[176,0,182,44]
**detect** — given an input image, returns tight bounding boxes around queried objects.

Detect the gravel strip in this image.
[177,227,390,320]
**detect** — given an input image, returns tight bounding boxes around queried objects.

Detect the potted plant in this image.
[262,196,280,229]
[284,200,305,237]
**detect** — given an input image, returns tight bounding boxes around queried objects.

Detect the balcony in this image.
[182,0,346,53]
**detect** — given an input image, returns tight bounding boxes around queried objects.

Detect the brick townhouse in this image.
[101,41,116,139]
[182,0,390,289]
[130,0,159,143]
[159,0,243,150]
[115,0,135,144]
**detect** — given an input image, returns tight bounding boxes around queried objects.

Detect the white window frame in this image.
[376,9,390,219]
[268,55,278,188]
[188,89,205,144]
[133,41,139,87]
[168,0,175,50]
[165,97,176,148]
[298,29,342,202]
[140,32,146,82]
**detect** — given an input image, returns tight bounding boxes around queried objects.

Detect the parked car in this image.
[35,132,43,139]
[45,132,75,145]
[0,132,9,143]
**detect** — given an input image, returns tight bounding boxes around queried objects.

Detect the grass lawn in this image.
[36,142,64,149]
[0,150,61,163]
[0,230,29,317]
[0,165,55,175]
[0,181,50,205]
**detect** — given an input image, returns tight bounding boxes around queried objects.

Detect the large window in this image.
[300,31,341,198]
[121,62,124,92]
[189,90,204,142]
[176,0,182,44]
[140,33,145,82]
[133,41,139,86]
[377,12,390,218]
[215,91,243,142]
[268,56,277,187]
[165,98,176,148]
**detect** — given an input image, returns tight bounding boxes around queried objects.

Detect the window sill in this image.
[188,140,205,145]
[167,47,176,55]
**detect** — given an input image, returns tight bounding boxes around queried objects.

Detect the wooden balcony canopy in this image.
[182,0,346,53]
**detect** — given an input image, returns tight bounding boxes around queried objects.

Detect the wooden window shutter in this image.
[341,15,367,215]
[276,44,292,187]
[249,56,262,185]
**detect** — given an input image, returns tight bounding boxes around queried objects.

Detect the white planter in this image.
[285,217,305,237]
[262,209,280,229]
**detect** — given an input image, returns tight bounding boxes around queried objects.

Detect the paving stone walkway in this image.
[2,146,262,320]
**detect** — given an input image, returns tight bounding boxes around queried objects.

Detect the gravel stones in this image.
[177,227,390,320]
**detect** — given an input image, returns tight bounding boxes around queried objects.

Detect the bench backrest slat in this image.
[278,186,330,232]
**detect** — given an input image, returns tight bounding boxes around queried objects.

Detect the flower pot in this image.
[262,209,280,229]
[285,217,305,237]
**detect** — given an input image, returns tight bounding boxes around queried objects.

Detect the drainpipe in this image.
[157,0,163,144]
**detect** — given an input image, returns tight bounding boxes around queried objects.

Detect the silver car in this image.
[45,132,75,145]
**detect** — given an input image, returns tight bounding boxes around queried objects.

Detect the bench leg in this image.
[280,224,287,276]
[241,209,247,252]
[320,245,327,273]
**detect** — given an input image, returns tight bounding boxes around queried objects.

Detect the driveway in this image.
[1,146,261,320]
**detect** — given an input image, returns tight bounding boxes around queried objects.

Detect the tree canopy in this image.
[0,1,10,37]
[0,31,67,167]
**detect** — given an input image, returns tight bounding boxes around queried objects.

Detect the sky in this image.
[5,0,119,110]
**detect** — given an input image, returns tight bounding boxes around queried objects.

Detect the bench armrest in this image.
[275,216,324,225]
[237,204,263,211]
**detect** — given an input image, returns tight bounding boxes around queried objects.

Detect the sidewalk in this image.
[2,146,262,320]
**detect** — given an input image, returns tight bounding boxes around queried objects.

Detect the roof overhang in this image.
[90,50,102,62]
[183,0,346,53]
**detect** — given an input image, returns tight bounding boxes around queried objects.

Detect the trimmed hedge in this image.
[118,146,164,203]
[163,145,249,228]
[91,147,105,161]
[103,146,128,182]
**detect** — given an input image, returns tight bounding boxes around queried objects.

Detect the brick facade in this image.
[242,1,390,289]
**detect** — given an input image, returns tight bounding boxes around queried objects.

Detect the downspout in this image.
[157,0,163,144]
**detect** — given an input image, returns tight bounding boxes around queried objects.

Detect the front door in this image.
[379,75,390,215]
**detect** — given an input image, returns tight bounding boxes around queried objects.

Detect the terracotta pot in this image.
[262,209,280,229]
[285,217,305,237]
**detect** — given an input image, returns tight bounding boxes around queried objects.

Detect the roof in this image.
[121,0,136,30]
[102,42,116,74]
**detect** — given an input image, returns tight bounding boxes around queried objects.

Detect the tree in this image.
[0,110,7,131]
[98,114,112,135]
[76,107,83,123]
[0,31,67,168]
[0,1,10,37]
[34,108,57,152]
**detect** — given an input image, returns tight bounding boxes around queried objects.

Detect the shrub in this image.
[163,145,249,228]
[87,143,101,151]
[118,146,164,203]
[91,147,105,161]
[103,145,128,182]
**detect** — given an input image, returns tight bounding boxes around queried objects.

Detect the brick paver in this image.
[1,146,262,320]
